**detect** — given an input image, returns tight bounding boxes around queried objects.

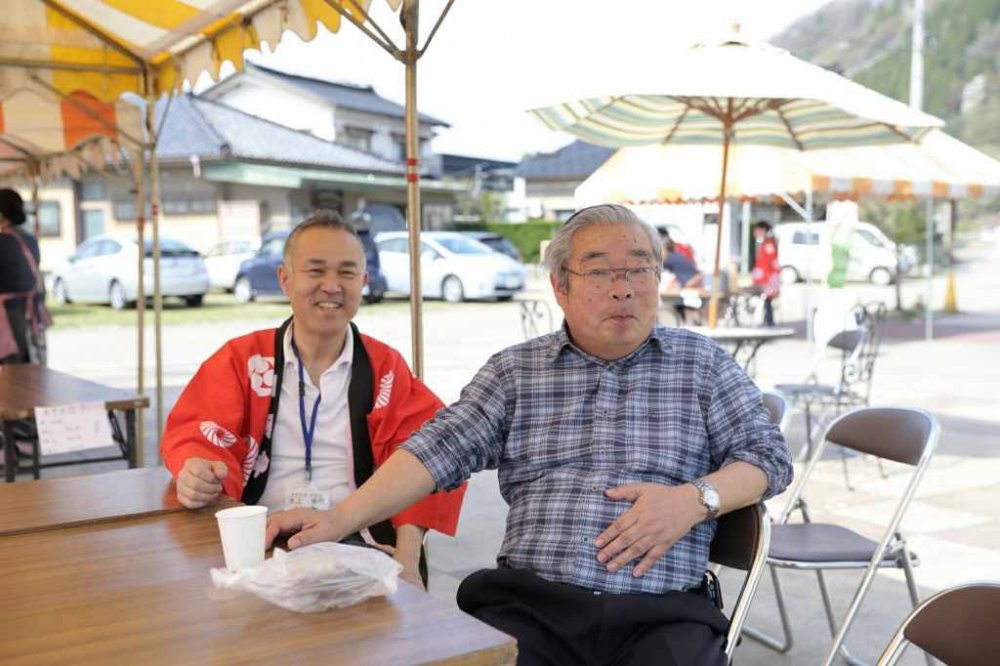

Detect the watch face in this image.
[704,486,720,510]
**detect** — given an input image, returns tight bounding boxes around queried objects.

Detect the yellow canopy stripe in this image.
[5,1,391,102]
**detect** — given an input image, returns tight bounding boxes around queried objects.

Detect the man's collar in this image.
[547,322,671,365]
[283,321,354,373]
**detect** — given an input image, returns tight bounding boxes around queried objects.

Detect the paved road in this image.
[33,237,1000,665]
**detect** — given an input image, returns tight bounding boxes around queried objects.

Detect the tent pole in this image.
[402,0,424,378]
[707,103,733,328]
[924,197,933,341]
[144,87,165,455]
[804,190,814,343]
[30,166,40,238]
[133,146,146,466]
[740,200,751,274]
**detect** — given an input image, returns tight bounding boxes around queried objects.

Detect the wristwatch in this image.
[691,478,721,520]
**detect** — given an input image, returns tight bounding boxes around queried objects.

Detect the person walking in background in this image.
[751,221,780,326]
[0,189,49,364]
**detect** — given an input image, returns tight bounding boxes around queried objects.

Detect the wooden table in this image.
[0,466,183,536]
[0,364,149,482]
[0,507,517,664]
[690,326,796,375]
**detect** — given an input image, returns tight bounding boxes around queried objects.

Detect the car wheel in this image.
[869,267,894,286]
[184,294,204,307]
[234,276,254,303]
[53,278,71,305]
[442,275,465,303]
[497,295,513,302]
[779,266,800,285]
[109,281,130,310]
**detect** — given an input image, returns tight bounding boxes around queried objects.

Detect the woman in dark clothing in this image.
[0,189,46,364]
[660,236,705,325]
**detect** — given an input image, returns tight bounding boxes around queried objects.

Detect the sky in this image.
[201,0,834,161]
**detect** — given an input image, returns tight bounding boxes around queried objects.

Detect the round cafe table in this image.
[688,326,796,376]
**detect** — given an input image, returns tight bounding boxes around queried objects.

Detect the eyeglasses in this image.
[564,266,661,290]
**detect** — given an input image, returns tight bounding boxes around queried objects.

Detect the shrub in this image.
[453,220,560,263]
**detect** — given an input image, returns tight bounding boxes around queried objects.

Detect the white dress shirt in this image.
[257,326,354,510]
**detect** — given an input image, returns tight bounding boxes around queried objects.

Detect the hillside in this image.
[773,0,1000,156]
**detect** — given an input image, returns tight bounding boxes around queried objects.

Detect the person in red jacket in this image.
[161,210,465,588]
[751,221,781,326]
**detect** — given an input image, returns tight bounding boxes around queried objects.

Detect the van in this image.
[772,221,913,286]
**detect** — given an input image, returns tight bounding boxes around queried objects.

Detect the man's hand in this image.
[265,507,348,550]
[595,483,704,577]
[176,458,228,509]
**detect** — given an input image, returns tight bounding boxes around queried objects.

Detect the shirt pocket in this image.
[625,390,710,476]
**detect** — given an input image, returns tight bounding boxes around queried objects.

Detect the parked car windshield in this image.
[434,236,494,256]
[143,239,200,258]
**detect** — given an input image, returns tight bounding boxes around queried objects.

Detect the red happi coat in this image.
[752,237,781,298]
[161,323,466,536]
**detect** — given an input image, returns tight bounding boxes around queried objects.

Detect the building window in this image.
[392,133,407,161]
[113,197,216,221]
[80,179,106,201]
[36,201,61,237]
[340,126,374,153]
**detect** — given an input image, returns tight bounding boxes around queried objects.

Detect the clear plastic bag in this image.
[210,542,402,613]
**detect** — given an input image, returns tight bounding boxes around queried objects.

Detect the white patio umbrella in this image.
[530,34,943,326]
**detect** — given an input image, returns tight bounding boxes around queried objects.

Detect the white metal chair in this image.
[777,301,887,487]
[877,581,1000,666]
[743,406,940,666]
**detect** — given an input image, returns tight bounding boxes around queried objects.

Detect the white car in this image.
[203,238,259,291]
[773,221,914,286]
[51,235,210,309]
[375,231,526,302]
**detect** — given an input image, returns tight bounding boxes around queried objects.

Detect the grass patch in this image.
[47,292,433,328]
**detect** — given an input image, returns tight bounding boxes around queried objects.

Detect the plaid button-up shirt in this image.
[404,324,792,595]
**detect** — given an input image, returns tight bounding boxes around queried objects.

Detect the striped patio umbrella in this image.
[530,34,944,326]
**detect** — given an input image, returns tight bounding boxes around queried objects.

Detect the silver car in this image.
[51,235,210,309]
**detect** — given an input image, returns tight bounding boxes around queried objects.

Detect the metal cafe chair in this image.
[743,407,940,666]
[709,503,772,663]
[777,301,888,487]
[876,581,1000,666]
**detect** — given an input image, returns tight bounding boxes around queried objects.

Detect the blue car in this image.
[233,227,387,304]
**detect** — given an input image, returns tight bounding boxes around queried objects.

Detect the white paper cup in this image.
[215,505,268,571]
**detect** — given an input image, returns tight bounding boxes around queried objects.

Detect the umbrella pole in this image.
[707,111,733,328]
[402,0,424,379]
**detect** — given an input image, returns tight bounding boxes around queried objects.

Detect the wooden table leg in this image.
[3,421,16,482]
[126,410,138,468]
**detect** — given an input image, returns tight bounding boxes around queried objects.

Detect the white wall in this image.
[216,79,336,141]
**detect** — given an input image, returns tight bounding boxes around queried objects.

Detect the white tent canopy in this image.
[575,130,1000,206]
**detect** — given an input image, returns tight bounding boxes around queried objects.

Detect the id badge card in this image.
[285,483,332,511]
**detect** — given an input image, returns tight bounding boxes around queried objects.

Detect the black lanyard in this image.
[290,334,321,482]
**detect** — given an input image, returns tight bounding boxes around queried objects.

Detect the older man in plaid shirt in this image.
[268,204,792,665]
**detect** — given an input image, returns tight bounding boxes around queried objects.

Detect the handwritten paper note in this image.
[35,402,114,455]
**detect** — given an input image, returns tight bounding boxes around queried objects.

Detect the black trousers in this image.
[457,568,729,666]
